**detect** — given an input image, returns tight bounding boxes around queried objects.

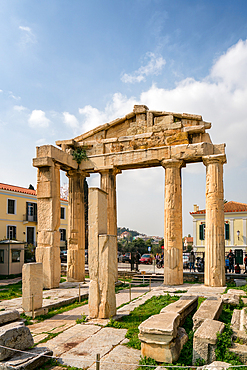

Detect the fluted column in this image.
[203,154,226,287]
[36,161,61,289]
[100,168,120,281]
[67,170,87,282]
[162,159,184,285]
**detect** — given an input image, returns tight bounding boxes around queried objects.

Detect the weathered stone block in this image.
[229,343,247,364]
[160,295,198,325]
[0,310,20,326]
[193,298,223,330]
[0,346,53,370]
[22,263,43,312]
[141,327,188,363]
[166,132,189,146]
[222,293,239,306]
[193,319,225,365]
[0,322,34,361]
[35,246,61,289]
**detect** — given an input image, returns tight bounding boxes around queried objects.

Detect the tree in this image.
[28,184,35,190]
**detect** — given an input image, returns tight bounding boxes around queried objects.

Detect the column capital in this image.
[161,159,185,169]
[202,154,227,166]
[99,167,122,176]
[66,169,90,178]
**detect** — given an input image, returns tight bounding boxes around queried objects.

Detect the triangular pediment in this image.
[56,105,212,156]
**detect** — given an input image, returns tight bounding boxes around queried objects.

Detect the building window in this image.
[7,226,16,240]
[0,250,4,263]
[60,229,66,241]
[225,223,230,240]
[61,207,65,220]
[12,249,20,263]
[26,202,37,222]
[7,199,15,214]
[199,224,205,240]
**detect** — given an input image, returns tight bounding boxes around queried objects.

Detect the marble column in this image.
[162,159,184,285]
[66,170,87,282]
[36,161,61,289]
[100,168,120,281]
[203,154,226,287]
[88,188,116,318]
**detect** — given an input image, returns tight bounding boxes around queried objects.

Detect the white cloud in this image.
[62,112,79,130]
[79,93,137,132]
[8,91,21,100]
[13,105,27,112]
[28,110,50,128]
[19,25,36,45]
[121,52,166,83]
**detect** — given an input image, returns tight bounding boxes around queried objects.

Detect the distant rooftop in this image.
[0,183,36,195]
[0,182,68,202]
[190,201,247,215]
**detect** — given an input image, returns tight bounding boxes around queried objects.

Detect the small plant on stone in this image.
[72,147,88,167]
[76,313,87,324]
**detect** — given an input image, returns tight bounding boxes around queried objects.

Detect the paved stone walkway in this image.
[31,283,225,369]
[0,281,227,370]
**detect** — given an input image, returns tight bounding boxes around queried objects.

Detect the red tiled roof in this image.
[0,183,36,195]
[184,237,193,243]
[190,201,247,215]
[0,183,68,202]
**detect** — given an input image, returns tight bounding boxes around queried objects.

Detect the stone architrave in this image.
[162,159,184,285]
[100,169,120,282]
[22,263,43,312]
[88,188,116,318]
[66,170,87,282]
[36,161,61,289]
[203,154,227,287]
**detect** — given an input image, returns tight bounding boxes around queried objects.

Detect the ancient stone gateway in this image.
[33,105,226,291]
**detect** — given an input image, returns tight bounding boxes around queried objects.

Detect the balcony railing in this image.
[23,214,37,222]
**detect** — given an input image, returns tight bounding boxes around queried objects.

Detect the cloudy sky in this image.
[1,0,247,237]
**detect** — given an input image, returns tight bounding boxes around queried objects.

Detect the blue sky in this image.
[1,0,247,237]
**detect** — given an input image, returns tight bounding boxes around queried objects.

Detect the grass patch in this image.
[0,281,22,300]
[60,278,66,283]
[21,300,88,325]
[107,294,179,350]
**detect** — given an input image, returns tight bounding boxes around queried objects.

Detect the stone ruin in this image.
[32,105,227,317]
[0,309,51,369]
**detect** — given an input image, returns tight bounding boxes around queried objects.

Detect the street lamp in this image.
[237,230,240,240]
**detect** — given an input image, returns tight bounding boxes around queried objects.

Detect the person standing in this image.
[130,252,135,271]
[135,251,141,272]
[244,254,247,274]
[189,251,196,272]
[227,249,235,273]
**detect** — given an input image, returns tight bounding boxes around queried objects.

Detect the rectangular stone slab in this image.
[193,298,223,330]
[0,310,20,326]
[160,295,198,325]
[0,322,34,360]
[138,312,180,341]
[193,319,225,365]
